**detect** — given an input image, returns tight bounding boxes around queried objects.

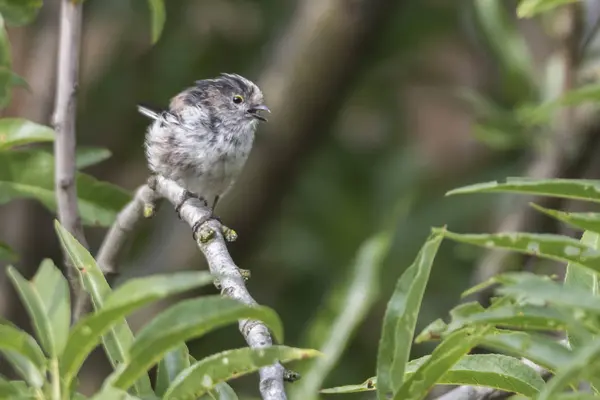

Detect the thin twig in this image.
[52,0,87,315]
[95,176,288,400]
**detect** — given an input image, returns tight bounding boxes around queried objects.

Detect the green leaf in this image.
[530,203,600,235]
[203,383,239,400]
[537,339,600,400]
[393,327,491,400]
[111,296,283,390]
[0,150,130,227]
[481,330,573,372]
[517,0,580,18]
[292,232,391,400]
[0,324,45,373]
[0,119,54,150]
[565,231,600,349]
[54,222,154,397]
[376,232,443,399]
[447,178,600,203]
[473,0,535,103]
[155,345,190,397]
[60,272,214,389]
[0,16,12,108]
[322,354,545,397]
[7,263,69,357]
[88,385,142,400]
[0,0,43,26]
[147,0,165,44]
[75,147,112,169]
[416,300,584,338]
[1,350,45,388]
[321,377,377,394]
[440,230,600,274]
[32,259,70,356]
[0,378,34,398]
[164,346,320,399]
[0,241,17,261]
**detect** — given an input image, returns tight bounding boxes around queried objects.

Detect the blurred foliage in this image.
[3,0,600,398]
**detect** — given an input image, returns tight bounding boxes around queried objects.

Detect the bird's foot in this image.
[175,190,207,219]
[192,212,237,243]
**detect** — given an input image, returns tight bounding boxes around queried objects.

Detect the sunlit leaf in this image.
[377,232,443,399]
[292,232,391,400]
[0,151,130,227]
[0,324,45,372]
[111,296,283,391]
[75,147,112,169]
[482,330,573,372]
[323,354,544,397]
[393,327,491,400]
[147,0,165,44]
[0,119,54,149]
[440,230,600,274]
[447,178,600,203]
[54,222,154,397]
[7,263,69,357]
[164,346,320,399]
[530,203,600,235]
[517,0,580,18]
[60,271,214,388]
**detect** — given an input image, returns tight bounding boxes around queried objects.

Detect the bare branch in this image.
[95,176,288,399]
[52,0,87,311]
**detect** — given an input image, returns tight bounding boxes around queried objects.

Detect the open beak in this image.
[248,104,271,122]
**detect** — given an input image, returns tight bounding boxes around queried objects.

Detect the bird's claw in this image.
[176,190,207,219]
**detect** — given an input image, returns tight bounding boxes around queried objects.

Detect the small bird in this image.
[139,73,269,234]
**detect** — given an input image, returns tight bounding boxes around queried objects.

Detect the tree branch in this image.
[95,176,288,400]
[52,0,87,314]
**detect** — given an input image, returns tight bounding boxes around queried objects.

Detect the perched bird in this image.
[139,73,269,234]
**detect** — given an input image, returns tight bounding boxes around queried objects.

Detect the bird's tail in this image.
[137,104,160,120]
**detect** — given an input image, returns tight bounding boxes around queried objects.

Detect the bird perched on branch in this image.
[139,73,270,236]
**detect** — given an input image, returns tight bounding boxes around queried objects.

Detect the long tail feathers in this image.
[137,104,160,120]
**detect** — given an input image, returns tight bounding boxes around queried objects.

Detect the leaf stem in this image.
[51,358,61,400]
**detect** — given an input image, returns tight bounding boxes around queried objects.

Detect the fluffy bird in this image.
[139,73,269,232]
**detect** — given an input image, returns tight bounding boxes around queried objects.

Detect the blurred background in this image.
[2,0,600,398]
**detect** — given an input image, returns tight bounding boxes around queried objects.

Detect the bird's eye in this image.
[233,95,244,104]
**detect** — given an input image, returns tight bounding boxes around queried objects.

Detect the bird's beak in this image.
[248,104,271,122]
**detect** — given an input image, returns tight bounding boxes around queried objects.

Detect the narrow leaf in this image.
[164,346,320,399]
[155,345,190,397]
[292,232,391,399]
[322,354,545,397]
[537,339,600,400]
[7,265,64,357]
[0,118,54,149]
[75,147,112,169]
[518,0,580,18]
[203,383,239,400]
[111,296,283,390]
[32,259,70,356]
[54,221,154,397]
[447,178,600,203]
[440,230,600,274]
[60,272,213,388]
[482,330,573,372]
[565,231,600,349]
[376,232,443,399]
[531,203,600,235]
[147,0,165,44]
[0,241,17,261]
[1,350,45,388]
[88,385,142,400]
[0,324,45,372]
[393,327,491,400]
